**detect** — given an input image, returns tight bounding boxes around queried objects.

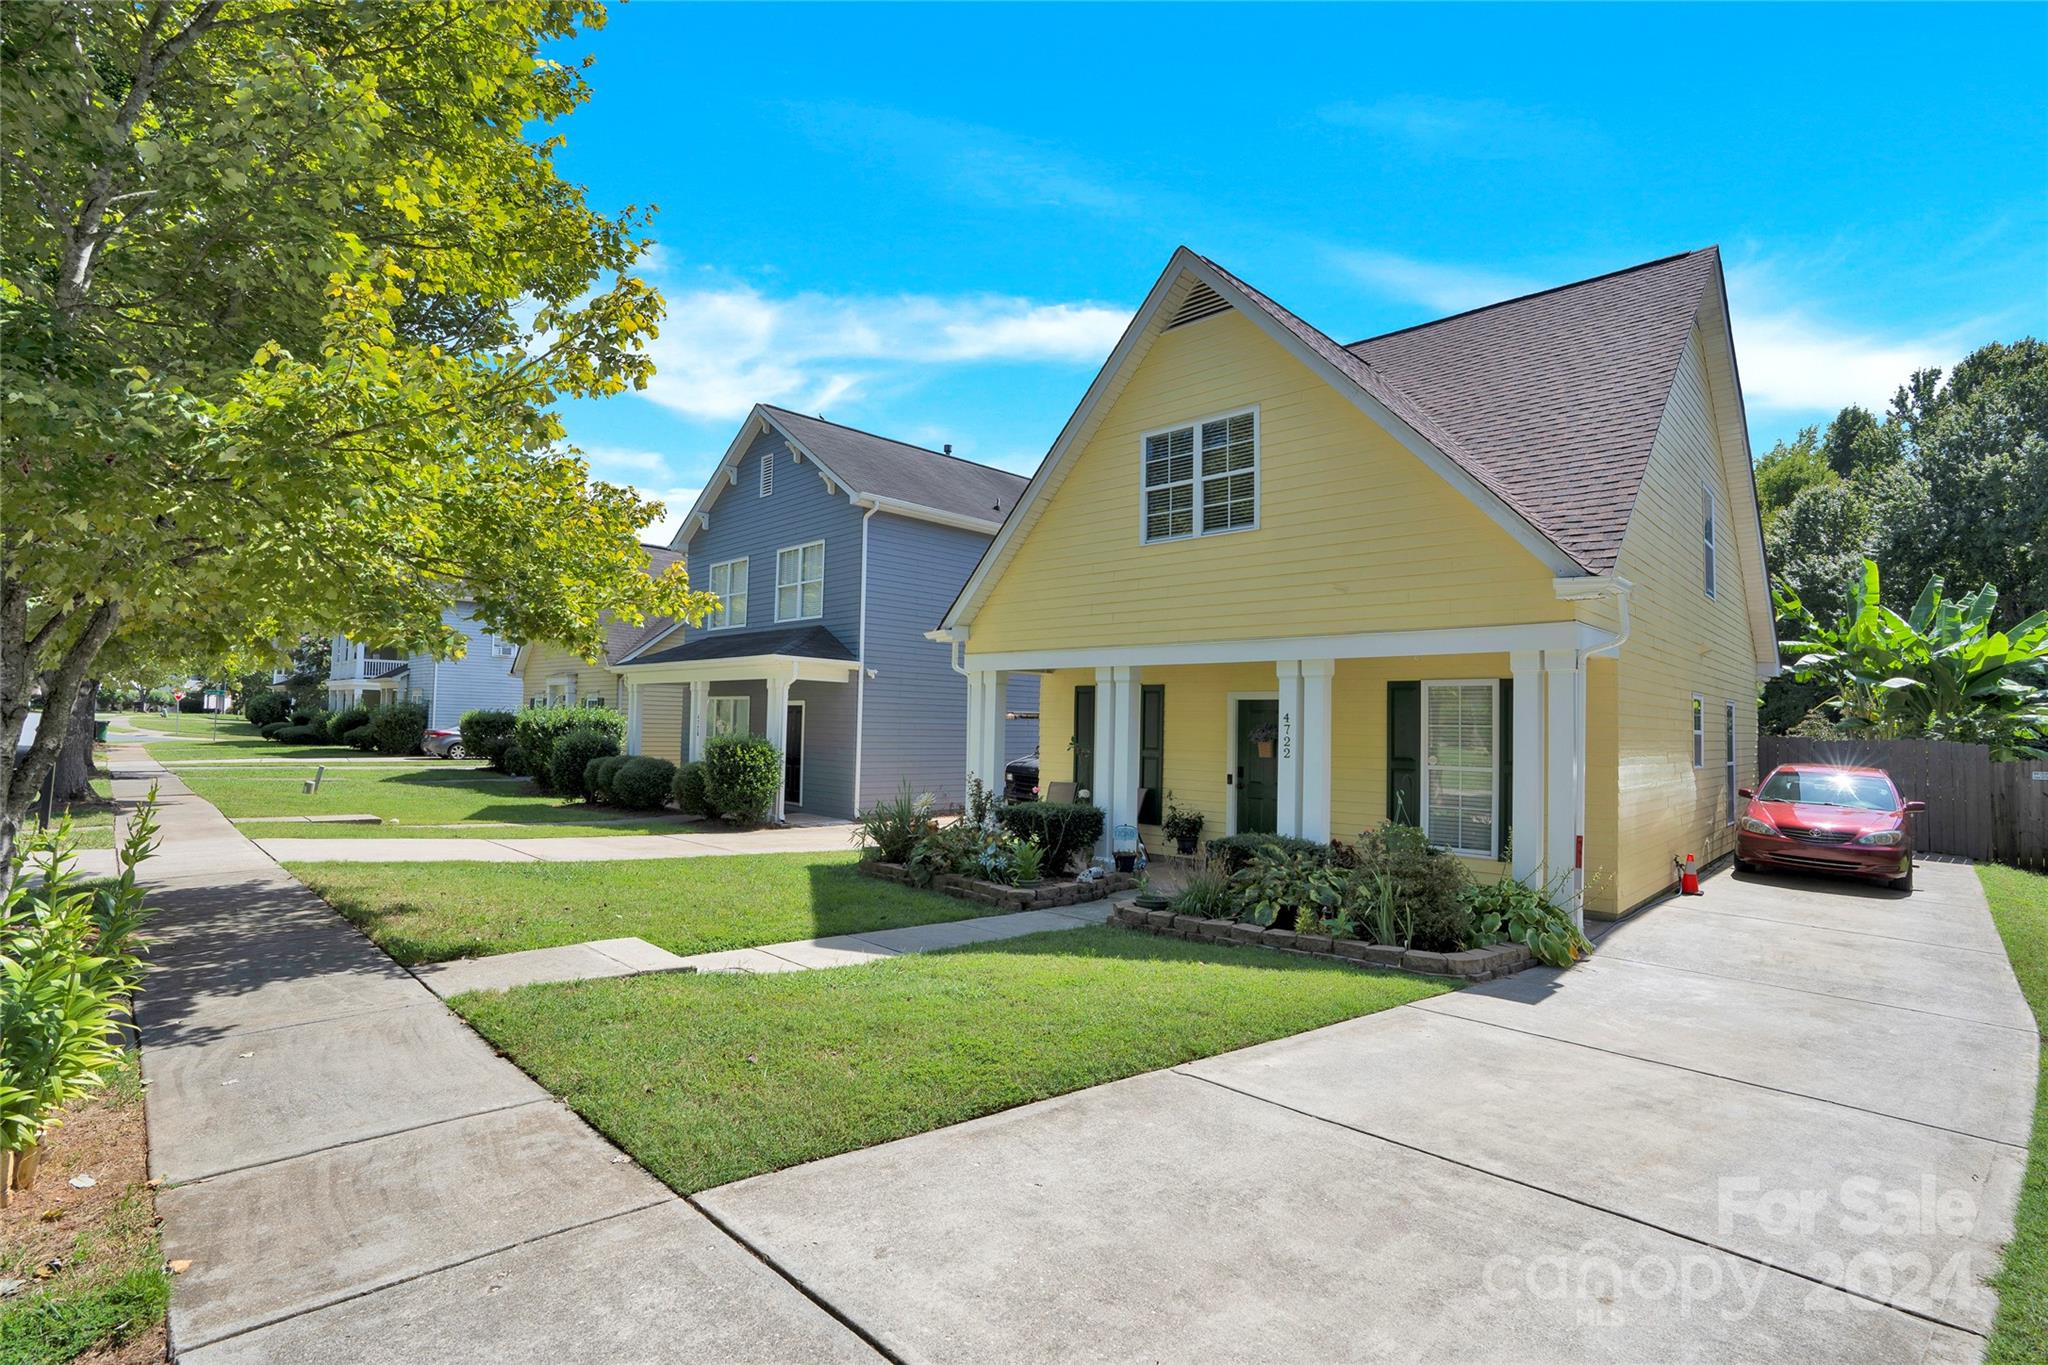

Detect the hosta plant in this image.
[1462,873,1592,969]
[1230,848,1350,930]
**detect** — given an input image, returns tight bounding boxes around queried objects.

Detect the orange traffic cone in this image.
[1679,854,1701,896]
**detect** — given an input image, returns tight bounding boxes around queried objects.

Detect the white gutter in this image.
[925,626,970,677]
[1553,576,1632,661]
[852,494,1002,536]
[853,504,878,812]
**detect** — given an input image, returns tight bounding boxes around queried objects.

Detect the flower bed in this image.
[1106,904,1536,981]
[859,860,1136,913]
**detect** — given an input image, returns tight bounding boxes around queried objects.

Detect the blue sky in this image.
[543,2,2048,541]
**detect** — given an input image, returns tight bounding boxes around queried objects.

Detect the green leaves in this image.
[1778,559,2048,759]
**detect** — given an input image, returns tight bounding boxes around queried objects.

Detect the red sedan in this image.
[1734,763,1924,892]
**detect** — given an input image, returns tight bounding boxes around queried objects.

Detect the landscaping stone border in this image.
[1105,905,1536,981]
[860,861,1136,912]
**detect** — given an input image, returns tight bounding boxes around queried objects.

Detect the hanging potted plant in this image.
[1160,792,1205,856]
[1250,722,1278,759]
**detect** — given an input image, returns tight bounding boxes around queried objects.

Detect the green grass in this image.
[0,1056,169,1365]
[456,925,1449,1194]
[291,851,980,964]
[177,763,683,838]
[1982,865,2048,1364]
[109,712,365,761]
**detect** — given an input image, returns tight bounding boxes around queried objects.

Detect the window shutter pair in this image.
[1385,679,1513,857]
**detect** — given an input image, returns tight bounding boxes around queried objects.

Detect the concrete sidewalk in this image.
[114,755,877,1362]
[699,861,2034,1361]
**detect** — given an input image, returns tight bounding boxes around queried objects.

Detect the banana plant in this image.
[1775,560,2048,759]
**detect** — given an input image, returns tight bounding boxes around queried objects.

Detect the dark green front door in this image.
[1235,698,1278,834]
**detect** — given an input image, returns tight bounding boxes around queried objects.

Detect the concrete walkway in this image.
[413,901,1116,998]
[114,755,879,1362]
[697,862,2035,1362]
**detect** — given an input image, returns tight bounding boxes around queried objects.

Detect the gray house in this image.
[616,405,1037,820]
[326,601,523,729]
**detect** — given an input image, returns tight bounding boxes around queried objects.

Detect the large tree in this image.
[1,1,714,882]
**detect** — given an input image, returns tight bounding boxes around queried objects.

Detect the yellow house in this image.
[509,543,690,763]
[936,248,1777,921]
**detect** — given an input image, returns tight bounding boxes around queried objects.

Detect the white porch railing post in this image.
[1299,660,1335,842]
[624,679,643,756]
[1509,650,1546,882]
[687,680,709,762]
[965,669,1008,803]
[1275,660,1304,837]
[1107,665,1142,856]
[1543,650,1586,927]
[964,671,986,796]
[766,673,792,823]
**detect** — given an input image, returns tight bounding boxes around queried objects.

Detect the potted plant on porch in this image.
[1160,792,1205,855]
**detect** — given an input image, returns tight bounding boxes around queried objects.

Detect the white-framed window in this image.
[1141,407,1258,543]
[583,696,607,709]
[1421,680,1499,858]
[1701,480,1718,599]
[776,541,824,621]
[546,677,574,706]
[760,451,773,497]
[1724,701,1738,826]
[1691,694,1705,768]
[707,557,748,628]
[709,695,750,738]
[491,638,516,658]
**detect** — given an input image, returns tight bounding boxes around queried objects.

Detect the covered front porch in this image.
[961,623,1616,922]
[618,626,860,822]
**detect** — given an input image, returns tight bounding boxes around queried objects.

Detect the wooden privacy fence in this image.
[1759,736,2048,870]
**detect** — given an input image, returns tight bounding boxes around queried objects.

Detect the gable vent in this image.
[760,451,773,497]
[1166,279,1231,329]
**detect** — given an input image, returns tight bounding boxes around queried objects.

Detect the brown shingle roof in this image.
[759,406,1028,524]
[1341,248,1721,574]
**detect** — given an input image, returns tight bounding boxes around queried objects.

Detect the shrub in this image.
[1353,822,1471,951]
[327,706,370,743]
[273,724,326,744]
[244,692,292,726]
[611,757,678,811]
[459,709,518,768]
[702,733,783,823]
[346,718,382,751]
[997,800,1104,876]
[259,721,292,739]
[1205,832,1334,874]
[368,701,428,756]
[501,742,530,778]
[855,782,936,863]
[290,705,329,730]
[906,821,989,886]
[586,754,630,805]
[672,761,709,816]
[550,727,620,800]
[513,705,625,788]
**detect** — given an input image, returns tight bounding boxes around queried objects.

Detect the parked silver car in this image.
[421,726,467,759]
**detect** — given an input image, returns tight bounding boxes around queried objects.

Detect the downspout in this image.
[1553,575,1632,921]
[853,504,877,813]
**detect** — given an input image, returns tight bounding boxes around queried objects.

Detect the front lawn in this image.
[1982,865,2048,1364]
[290,851,976,964]
[455,925,1450,1194]
[177,763,684,838]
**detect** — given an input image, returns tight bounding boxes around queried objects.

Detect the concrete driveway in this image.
[701,862,2035,1362]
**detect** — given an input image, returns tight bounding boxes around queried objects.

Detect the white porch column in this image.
[1274,660,1304,837]
[766,672,792,824]
[1299,660,1335,842]
[1544,650,1587,928]
[687,680,709,762]
[624,679,644,756]
[1509,650,1546,883]
[965,669,1006,801]
[1091,665,1141,857]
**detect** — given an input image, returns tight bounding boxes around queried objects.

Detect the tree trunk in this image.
[50,679,101,805]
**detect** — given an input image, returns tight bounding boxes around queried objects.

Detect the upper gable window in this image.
[776,541,824,621]
[760,451,774,497]
[1142,408,1258,543]
[1701,480,1718,600]
[707,557,748,628]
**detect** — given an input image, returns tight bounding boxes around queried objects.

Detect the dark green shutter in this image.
[1387,681,1420,828]
[1072,685,1096,803]
[1138,685,1164,824]
[1498,679,1513,862]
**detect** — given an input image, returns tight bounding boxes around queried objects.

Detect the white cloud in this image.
[578,444,672,479]
[1724,265,1962,415]
[633,485,704,547]
[639,284,1129,423]
[1319,96,1602,160]
[1328,248,1542,315]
